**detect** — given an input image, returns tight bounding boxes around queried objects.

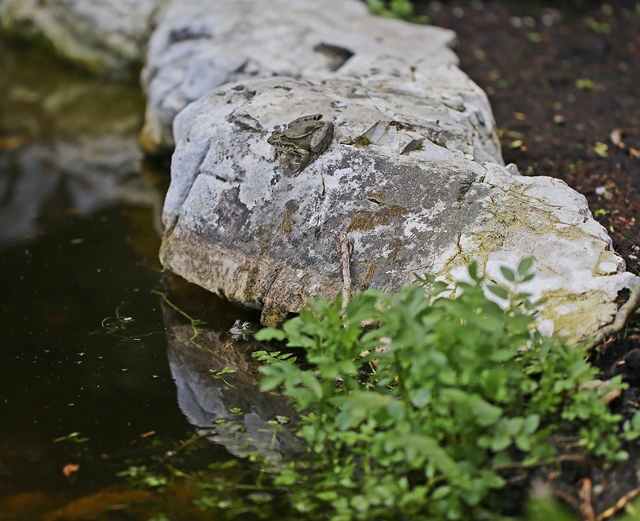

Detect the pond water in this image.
[0,41,273,520]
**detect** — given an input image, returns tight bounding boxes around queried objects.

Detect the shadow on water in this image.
[0,40,292,520]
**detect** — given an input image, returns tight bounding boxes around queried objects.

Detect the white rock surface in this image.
[0,0,160,78]
[160,76,638,343]
[139,0,457,152]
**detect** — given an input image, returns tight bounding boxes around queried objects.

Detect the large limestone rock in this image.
[139,0,457,153]
[154,0,638,344]
[0,0,160,78]
[159,73,638,343]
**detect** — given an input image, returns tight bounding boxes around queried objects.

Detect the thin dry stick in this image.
[598,485,640,520]
[579,478,596,521]
[163,430,217,459]
[492,453,586,472]
[338,232,353,309]
[582,282,640,351]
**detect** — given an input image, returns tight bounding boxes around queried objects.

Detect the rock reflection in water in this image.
[160,283,303,465]
[0,43,153,248]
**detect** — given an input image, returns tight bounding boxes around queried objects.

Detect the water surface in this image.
[0,41,260,520]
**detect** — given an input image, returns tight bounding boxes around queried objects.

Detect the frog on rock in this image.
[267,114,334,174]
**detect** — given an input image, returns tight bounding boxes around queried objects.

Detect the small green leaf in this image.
[487,285,509,300]
[523,414,541,434]
[490,434,511,452]
[315,491,339,501]
[337,391,391,430]
[258,368,286,391]
[254,328,286,341]
[409,388,431,408]
[593,142,608,158]
[471,397,503,427]
[515,434,532,451]
[576,78,594,90]
[438,368,457,386]
[386,435,462,480]
[387,399,406,421]
[517,257,533,276]
[468,262,479,282]
[432,485,451,500]
[500,266,516,282]
[480,470,505,489]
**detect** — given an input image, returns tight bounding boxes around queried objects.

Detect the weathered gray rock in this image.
[152,0,638,343]
[139,0,457,153]
[0,0,160,78]
[159,75,639,343]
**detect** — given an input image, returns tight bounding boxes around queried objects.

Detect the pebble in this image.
[553,114,566,125]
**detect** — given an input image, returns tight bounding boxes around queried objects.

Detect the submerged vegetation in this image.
[115,260,640,519]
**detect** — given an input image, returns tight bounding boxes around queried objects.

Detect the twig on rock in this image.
[338,232,353,309]
[582,282,640,351]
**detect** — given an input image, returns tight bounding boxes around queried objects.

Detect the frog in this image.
[229,319,252,341]
[267,114,334,174]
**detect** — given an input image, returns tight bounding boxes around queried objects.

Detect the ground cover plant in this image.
[253,260,640,520]
[365,0,429,22]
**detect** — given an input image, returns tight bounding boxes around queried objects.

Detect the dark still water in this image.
[0,42,272,520]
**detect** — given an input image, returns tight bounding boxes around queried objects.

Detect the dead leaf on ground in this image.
[62,463,79,477]
[610,128,625,148]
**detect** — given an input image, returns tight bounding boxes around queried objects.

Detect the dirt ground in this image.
[423,1,640,518]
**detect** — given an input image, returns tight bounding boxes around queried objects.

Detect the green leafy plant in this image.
[584,16,611,34]
[54,431,90,444]
[576,78,594,90]
[365,0,428,23]
[252,350,298,364]
[210,367,238,388]
[255,260,640,520]
[117,465,170,491]
[100,304,134,333]
[592,142,609,157]
[54,431,91,458]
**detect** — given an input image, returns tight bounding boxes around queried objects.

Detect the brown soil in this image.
[423,1,640,517]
